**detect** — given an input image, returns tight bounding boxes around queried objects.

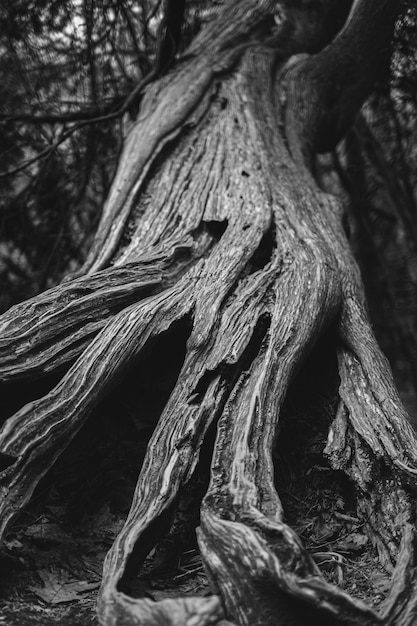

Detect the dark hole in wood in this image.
[189,313,271,406]
[200,219,228,241]
[246,221,276,275]
[162,219,228,281]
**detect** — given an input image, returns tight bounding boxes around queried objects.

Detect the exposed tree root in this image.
[1,4,417,624]
[0,260,163,380]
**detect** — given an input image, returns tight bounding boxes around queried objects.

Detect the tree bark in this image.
[1,1,416,625]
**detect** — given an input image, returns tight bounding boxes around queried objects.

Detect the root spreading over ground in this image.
[1,4,417,624]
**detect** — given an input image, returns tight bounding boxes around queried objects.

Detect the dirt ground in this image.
[1,333,411,625]
[0,500,214,625]
[0,402,392,625]
[0,473,391,626]
[0,335,210,626]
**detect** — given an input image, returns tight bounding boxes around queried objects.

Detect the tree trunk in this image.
[1,1,417,625]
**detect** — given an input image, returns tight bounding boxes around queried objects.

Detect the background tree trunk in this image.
[1,1,417,625]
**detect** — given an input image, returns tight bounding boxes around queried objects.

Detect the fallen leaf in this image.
[24,516,73,546]
[332,532,369,554]
[29,569,100,604]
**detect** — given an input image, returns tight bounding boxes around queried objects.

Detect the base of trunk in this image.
[1,39,417,626]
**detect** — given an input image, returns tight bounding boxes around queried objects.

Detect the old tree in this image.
[1,0,417,624]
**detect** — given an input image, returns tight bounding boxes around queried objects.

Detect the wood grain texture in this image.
[1,1,415,625]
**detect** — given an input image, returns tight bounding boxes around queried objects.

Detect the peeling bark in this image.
[1,1,416,625]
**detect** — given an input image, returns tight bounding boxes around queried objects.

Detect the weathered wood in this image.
[0,260,162,379]
[1,1,415,625]
[0,223,223,381]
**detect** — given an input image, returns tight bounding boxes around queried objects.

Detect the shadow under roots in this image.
[119,317,272,599]
[0,367,75,471]
[30,316,193,523]
[1,369,69,427]
[118,421,216,600]
[274,327,389,607]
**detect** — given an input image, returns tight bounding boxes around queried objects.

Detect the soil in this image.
[0,327,414,625]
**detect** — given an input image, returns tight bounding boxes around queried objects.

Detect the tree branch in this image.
[0,0,187,179]
[283,0,402,162]
[0,102,121,124]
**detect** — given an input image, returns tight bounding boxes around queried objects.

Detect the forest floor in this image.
[0,331,212,626]
[0,464,392,626]
[0,402,394,626]
[0,499,211,626]
[1,330,415,626]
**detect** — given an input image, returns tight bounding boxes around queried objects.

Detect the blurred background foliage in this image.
[0,0,416,410]
[0,0,161,308]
